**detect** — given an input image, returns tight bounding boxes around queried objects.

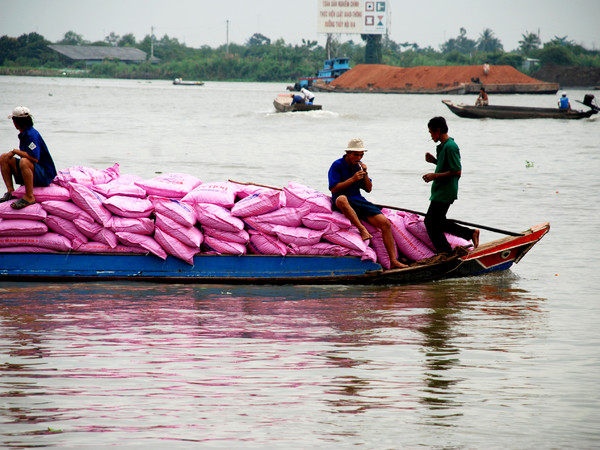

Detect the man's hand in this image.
[425,152,437,164]
[422,172,436,183]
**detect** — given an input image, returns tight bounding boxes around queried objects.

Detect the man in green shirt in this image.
[422,116,479,254]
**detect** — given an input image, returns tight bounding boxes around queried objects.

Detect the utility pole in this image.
[226,20,229,54]
[150,26,154,59]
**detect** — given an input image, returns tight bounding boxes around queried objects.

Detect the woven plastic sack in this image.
[91,174,147,198]
[45,215,88,247]
[108,216,154,235]
[54,163,120,187]
[323,228,370,253]
[102,195,154,218]
[68,183,113,226]
[135,173,202,198]
[0,232,72,251]
[203,226,249,245]
[41,200,95,223]
[182,182,238,208]
[231,189,281,217]
[0,201,47,221]
[194,203,244,233]
[272,225,324,246]
[154,227,198,265]
[155,212,203,248]
[0,219,48,236]
[149,196,196,228]
[247,230,287,255]
[203,235,247,255]
[115,232,167,260]
[386,212,435,261]
[13,184,70,202]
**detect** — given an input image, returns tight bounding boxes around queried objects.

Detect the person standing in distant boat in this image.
[475,87,488,106]
[0,106,57,209]
[558,92,571,111]
[422,116,479,254]
[301,87,315,105]
[328,138,408,269]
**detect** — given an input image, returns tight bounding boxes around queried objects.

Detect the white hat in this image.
[345,138,368,152]
[562,92,567,97]
[8,106,32,119]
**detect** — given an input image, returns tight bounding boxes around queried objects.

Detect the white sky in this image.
[1,0,599,52]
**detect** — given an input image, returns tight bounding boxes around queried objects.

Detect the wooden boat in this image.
[0,222,549,285]
[442,100,597,119]
[173,78,204,86]
[273,95,322,113]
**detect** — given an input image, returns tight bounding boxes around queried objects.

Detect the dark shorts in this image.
[14,158,54,187]
[333,196,382,220]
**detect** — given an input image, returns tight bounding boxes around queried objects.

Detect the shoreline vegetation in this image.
[1,30,599,86]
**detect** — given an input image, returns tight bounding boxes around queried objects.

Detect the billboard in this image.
[317,0,388,35]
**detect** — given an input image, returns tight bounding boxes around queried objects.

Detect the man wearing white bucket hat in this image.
[328,138,408,269]
[1,106,57,209]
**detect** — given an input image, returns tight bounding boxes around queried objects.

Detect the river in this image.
[0,76,599,448]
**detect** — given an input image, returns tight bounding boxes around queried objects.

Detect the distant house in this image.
[48,45,160,64]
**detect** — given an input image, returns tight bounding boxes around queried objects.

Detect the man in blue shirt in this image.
[0,106,57,209]
[558,92,571,111]
[328,138,407,269]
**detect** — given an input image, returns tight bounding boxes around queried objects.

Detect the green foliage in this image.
[0,29,598,81]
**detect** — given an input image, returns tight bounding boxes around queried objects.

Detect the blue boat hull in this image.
[0,223,550,285]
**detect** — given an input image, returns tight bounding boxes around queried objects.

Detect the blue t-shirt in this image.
[559,96,570,110]
[18,126,57,179]
[328,155,370,201]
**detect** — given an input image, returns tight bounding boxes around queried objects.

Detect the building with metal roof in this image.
[48,45,160,64]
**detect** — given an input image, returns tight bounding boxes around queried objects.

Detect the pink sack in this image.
[288,242,352,257]
[68,183,113,226]
[73,218,103,239]
[203,235,247,255]
[13,184,70,202]
[54,163,120,187]
[91,174,147,198]
[149,196,196,228]
[362,220,397,270]
[0,202,47,221]
[73,218,117,248]
[323,229,370,252]
[402,212,473,251]
[242,216,278,235]
[182,182,238,208]
[74,242,147,254]
[203,226,249,245]
[154,227,198,265]
[272,225,324,246]
[231,189,281,217]
[108,216,154,235]
[115,232,167,259]
[194,203,244,233]
[283,184,333,214]
[155,212,203,248]
[249,206,311,228]
[301,211,352,230]
[0,219,48,236]
[247,230,287,255]
[102,195,154,218]
[135,173,202,198]
[45,215,88,246]
[348,246,378,263]
[386,213,435,261]
[0,232,72,251]
[41,200,95,223]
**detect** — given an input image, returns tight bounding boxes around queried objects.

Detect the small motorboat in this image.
[273,95,322,113]
[442,99,597,119]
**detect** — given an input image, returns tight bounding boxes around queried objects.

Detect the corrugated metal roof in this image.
[48,45,159,63]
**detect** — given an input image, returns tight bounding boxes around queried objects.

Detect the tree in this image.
[441,28,476,54]
[104,32,120,47]
[477,29,503,53]
[118,34,137,47]
[518,32,541,55]
[247,33,271,46]
[59,31,85,46]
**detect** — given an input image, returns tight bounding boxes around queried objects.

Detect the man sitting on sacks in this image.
[0,106,57,209]
[328,138,408,269]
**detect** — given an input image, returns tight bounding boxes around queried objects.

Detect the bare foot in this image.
[390,260,408,269]
[359,228,373,241]
[472,229,480,248]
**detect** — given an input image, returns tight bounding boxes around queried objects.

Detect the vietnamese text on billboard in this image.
[317,0,387,35]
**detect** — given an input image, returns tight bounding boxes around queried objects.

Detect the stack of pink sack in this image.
[0,164,472,268]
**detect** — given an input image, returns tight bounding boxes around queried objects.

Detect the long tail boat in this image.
[0,223,550,285]
[442,99,597,119]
